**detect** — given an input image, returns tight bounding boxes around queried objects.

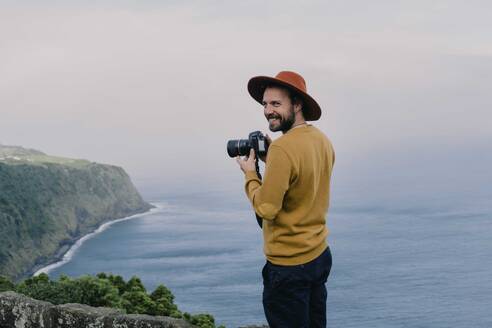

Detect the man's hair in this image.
[264,83,304,112]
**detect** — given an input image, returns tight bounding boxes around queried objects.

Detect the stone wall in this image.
[0,291,195,328]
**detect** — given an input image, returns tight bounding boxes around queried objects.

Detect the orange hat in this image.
[247,71,322,121]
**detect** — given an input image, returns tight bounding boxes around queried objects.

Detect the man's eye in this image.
[273,102,280,107]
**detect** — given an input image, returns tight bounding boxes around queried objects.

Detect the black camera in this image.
[227,131,269,158]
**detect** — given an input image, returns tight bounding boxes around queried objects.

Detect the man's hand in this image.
[236,148,256,173]
[259,134,272,163]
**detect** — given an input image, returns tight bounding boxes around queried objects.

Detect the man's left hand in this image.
[236,149,256,173]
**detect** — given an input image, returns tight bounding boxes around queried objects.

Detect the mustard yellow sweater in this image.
[244,125,335,265]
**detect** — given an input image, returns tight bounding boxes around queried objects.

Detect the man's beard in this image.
[267,107,296,133]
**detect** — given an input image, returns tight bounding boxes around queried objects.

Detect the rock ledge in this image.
[0,291,195,328]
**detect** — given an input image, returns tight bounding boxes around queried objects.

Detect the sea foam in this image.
[33,203,164,276]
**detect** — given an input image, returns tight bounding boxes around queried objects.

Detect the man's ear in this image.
[294,101,303,113]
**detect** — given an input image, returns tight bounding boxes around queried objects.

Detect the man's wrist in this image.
[245,170,259,180]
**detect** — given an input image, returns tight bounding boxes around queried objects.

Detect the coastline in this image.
[30,203,163,278]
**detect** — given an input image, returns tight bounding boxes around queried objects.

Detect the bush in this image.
[150,284,181,316]
[15,273,60,303]
[184,312,222,328]
[0,275,15,292]
[12,272,222,328]
[58,274,123,308]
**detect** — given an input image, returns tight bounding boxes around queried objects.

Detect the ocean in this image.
[39,184,492,328]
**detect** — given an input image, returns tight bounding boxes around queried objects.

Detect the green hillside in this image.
[0,145,152,281]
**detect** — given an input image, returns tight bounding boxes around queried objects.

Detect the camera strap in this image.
[254,158,263,228]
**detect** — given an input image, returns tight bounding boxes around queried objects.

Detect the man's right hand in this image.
[236,149,256,173]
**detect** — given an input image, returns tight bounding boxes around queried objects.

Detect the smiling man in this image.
[236,71,335,327]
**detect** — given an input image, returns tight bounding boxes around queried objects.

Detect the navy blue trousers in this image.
[262,247,332,328]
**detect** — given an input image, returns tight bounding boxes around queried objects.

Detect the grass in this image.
[0,145,90,168]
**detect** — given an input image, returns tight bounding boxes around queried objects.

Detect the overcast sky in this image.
[1,1,491,196]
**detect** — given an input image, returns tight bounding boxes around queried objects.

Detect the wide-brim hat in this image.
[247,71,321,121]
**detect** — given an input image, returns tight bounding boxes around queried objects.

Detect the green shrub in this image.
[15,273,60,303]
[104,273,127,295]
[184,312,219,328]
[12,272,223,328]
[150,284,181,316]
[0,275,15,292]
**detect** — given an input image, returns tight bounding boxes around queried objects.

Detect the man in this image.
[236,71,335,328]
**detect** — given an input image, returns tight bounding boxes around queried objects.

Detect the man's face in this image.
[262,87,296,133]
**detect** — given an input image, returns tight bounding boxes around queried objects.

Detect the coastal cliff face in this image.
[0,145,152,281]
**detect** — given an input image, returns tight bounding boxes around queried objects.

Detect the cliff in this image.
[0,145,153,281]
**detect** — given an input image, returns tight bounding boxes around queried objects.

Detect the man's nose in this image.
[264,105,273,115]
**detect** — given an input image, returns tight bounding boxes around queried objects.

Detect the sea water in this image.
[44,186,492,328]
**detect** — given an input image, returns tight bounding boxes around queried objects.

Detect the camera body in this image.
[227,131,269,158]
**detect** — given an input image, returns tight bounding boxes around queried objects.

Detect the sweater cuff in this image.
[244,170,260,181]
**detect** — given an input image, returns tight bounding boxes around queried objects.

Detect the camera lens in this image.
[227,139,250,157]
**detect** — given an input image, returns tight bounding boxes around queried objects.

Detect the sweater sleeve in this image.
[244,145,292,220]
